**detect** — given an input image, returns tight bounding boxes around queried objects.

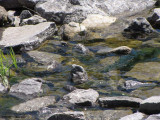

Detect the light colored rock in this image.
[81,14,116,30]
[139,96,160,114]
[0,6,8,26]
[63,89,99,106]
[125,62,160,82]
[73,43,90,54]
[146,114,160,120]
[70,64,88,84]
[120,112,145,120]
[11,96,56,112]
[0,83,7,92]
[47,111,86,120]
[9,78,45,99]
[99,96,142,108]
[0,22,57,51]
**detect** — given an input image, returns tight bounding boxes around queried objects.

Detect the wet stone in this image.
[139,96,160,115]
[99,96,142,108]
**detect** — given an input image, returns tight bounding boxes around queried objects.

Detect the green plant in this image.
[0,48,17,89]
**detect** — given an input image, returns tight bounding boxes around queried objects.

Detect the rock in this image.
[47,60,62,72]
[0,22,57,51]
[97,46,132,55]
[0,83,7,92]
[35,0,155,24]
[20,15,47,26]
[7,10,20,27]
[26,51,63,64]
[119,112,146,120]
[61,22,86,41]
[73,44,90,55]
[63,85,77,92]
[147,8,160,29]
[63,89,99,106]
[81,14,116,30]
[139,96,160,115]
[146,114,160,120]
[123,17,156,39]
[70,64,88,84]
[0,0,46,9]
[47,111,86,120]
[125,62,160,82]
[20,10,33,20]
[9,78,46,99]
[98,96,142,108]
[85,109,132,120]
[120,80,156,91]
[11,96,56,112]
[0,6,8,26]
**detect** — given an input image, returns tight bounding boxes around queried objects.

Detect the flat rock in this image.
[85,109,132,120]
[0,22,57,51]
[47,111,85,120]
[9,78,46,100]
[139,96,160,115]
[119,112,146,120]
[63,89,99,106]
[99,96,142,108]
[125,62,160,82]
[11,96,56,113]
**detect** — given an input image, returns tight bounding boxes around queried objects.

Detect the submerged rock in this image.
[11,96,56,112]
[125,62,160,82]
[123,17,156,39]
[63,89,99,106]
[0,22,57,51]
[139,96,160,115]
[9,78,47,100]
[120,112,146,120]
[73,44,90,55]
[47,111,86,120]
[99,96,142,108]
[70,64,88,84]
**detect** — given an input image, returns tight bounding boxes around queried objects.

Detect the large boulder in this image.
[47,111,86,120]
[0,22,57,51]
[63,89,99,106]
[9,78,49,100]
[99,96,142,108]
[123,17,156,39]
[139,96,160,115]
[35,0,155,24]
[11,96,56,112]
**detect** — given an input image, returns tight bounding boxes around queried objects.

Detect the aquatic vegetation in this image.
[0,48,17,89]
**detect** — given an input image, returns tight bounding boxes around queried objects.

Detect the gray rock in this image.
[9,78,46,100]
[85,109,132,120]
[20,10,33,20]
[47,111,86,120]
[0,83,7,92]
[139,96,160,115]
[99,96,142,108]
[63,85,77,92]
[119,112,145,120]
[148,8,160,29]
[146,114,160,120]
[97,46,132,55]
[20,15,47,26]
[0,6,8,26]
[70,64,88,84]
[7,10,20,27]
[120,80,156,91]
[63,89,99,106]
[18,0,47,8]
[73,44,90,55]
[47,60,62,72]
[0,22,57,51]
[35,0,155,24]
[123,17,156,39]
[11,96,56,112]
